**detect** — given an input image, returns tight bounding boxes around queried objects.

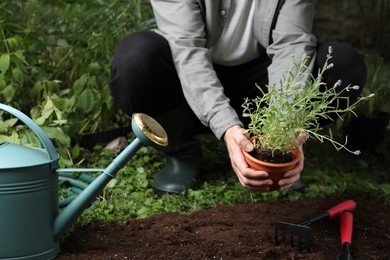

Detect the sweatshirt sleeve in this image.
[266,0,317,90]
[150,0,243,139]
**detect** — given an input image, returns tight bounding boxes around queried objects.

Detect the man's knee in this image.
[318,42,367,79]
[109,30,183,116]
[111,30,170,76]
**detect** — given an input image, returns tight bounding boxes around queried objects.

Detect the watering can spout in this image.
[53,113,168,240]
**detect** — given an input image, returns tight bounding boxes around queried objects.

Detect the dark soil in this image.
[251,149,293,163]
[57,193,389,259]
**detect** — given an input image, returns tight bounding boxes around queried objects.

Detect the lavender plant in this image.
[242,47,373,158]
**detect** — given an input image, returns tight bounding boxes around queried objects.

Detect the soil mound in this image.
[58,193,389,259]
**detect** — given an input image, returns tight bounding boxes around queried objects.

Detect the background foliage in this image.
[0,0,154,166]
[314,0,390,61]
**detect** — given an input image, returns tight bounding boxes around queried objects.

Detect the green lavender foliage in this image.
[242,48,373,157]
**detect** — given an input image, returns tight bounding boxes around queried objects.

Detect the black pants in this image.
[110,30,367,134]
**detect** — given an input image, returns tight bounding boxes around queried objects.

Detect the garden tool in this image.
[275,199,356,251]
[0,103,167,260]
[336,210,354,260]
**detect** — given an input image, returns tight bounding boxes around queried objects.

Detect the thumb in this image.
[295,133,308,147]
[240,137,254,152]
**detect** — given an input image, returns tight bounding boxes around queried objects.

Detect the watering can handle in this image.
[0,103,59,167]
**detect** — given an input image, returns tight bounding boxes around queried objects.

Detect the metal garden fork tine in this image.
[274,200,356,251]
[275,221,312,250]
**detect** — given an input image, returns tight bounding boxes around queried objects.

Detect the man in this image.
[109,0,366,195]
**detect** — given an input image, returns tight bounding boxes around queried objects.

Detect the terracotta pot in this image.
[242,137,301,191]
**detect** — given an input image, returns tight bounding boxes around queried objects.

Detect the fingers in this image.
[278,146,305,190]
[232,163,272,192]
[295,133,308,147]
[228,138,272,191]
[227,125,253,152]
[240,138,254,152]
[224,125,272,192]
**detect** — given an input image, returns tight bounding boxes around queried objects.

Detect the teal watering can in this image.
[0,103,168,259]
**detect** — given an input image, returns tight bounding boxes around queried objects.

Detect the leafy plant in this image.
[0,0,154,166]
[242,47,373,157]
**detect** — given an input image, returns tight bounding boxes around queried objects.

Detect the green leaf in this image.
[51,97,68,111]
[35,98,55,125]
[0,132,21,144]
[71,144,80,158]
[0,118,18,132]
[52,119,67,125]
[41,126,71,146]
[2,85,16,102]
[47,80,60,94]
[42,97,55,115]
[0,54,10,74]
[88,62,101,73]
[12,50,28,65]
[72,74,89,95]
[35,109,53,125]
[77,88,94,113]
[0,75,5,89]
[12,67,24,84]
[32,81,44,97]
[6,37,18,50]
[59,157,73,167]
[21,131,42,147]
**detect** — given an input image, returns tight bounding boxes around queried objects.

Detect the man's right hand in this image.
[223,125,273,192]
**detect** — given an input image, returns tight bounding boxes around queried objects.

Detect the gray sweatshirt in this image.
[150,0,317,139]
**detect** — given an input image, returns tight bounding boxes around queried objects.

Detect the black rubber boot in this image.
[153,104,203,195]
[290,180,305,193]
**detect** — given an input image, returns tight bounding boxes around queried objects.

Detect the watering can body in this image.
[0,159,60,259]
[0,105,61,259]
[0,103,167,259]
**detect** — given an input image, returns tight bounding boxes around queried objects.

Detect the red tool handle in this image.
[340,211,353,245]
[327,200,356,218]
[299,200,357,226]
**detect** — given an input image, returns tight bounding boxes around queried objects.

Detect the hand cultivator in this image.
[274,200,357,251]
[336,210,354,260]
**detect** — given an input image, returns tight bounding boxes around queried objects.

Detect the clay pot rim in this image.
[242,148,300,168]
[242,136,300,168]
